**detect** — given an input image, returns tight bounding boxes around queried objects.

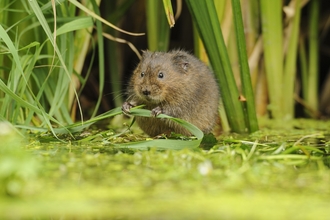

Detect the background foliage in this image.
[1,1,330,218]
[0,0,329,135]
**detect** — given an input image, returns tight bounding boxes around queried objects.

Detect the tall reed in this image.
[186,0,258,133]
[0,0,141,135]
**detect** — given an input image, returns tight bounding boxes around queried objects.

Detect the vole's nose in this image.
[142,89,151,96]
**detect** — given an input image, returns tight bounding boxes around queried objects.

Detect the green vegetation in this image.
[1,120,330,219]
[1,0,328,135]
[186,0,251,133]
[0,0,330,218]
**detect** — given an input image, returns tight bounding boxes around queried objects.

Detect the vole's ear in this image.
[172,52,189,72]
[141,50,152,60]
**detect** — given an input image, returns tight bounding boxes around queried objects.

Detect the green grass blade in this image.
[18,106,204,150]
[0,25,44,123]
[231,0,258,132]
[306,0,319,114]
[146,0,170,51]
[103,0,134,108]
[0,79,42,116]
[55,17,94,36]
[283,0,302,119]
[0,25,25,82]
[89,0,105,118]
[114,108,203,150]
[299,38,308,101]
[260,0,283,119]
[28,0,83,123]
[162,0,175,27]
[0,0,11,91]
[0,78,68,137]
[185,0,247,133]
[68,0,144,36]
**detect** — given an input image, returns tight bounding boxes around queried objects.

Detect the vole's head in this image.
[131,50,190,104]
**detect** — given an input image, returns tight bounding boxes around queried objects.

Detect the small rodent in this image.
[122,50,219,136]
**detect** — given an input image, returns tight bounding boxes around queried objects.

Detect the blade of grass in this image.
[89,0,104,118]
[193,2,231,132]
[113,108,204,150]
[55,17,94,36]
[242,0,260,56]
[162,0,175,28]
[283,0,302,119]
[0,78,69,135]
[18,106,204,150]
[185,0,247,133]
[0,25,45,122]
[103,0,136,108]
[231,0,258,132]
[68,0,144,36]
[0,0,11,96]
[28,0,83,124]
[101,0,144,110]
[260,0,283,119]
[146,0,170,51]
[214,0,227,23]
[306,0,319,114]
[299,37,308,99]
[68,0,100,118]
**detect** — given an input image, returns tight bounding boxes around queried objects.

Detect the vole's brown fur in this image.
[122,50,219,136]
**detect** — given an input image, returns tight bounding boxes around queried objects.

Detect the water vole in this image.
[122,50,219,136]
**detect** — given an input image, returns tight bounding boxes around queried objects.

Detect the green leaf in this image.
[17,107,204,150]
[146,0,170,51]
[162,0,175,27]
[115,108,204,150]
[56,17,94,36]
[283,0,302,119]
[185,0,247,133]
[260,0,283,119]
[306,0,320,114]
[231,0,258,132]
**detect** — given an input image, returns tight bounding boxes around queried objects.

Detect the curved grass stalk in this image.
[17,106,204,150]
[115,108,203,150]
[68,0,144,36]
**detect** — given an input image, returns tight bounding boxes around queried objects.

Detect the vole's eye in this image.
[158,72,164,78]
[140,72,145,77]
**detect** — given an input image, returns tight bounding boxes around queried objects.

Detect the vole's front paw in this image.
[122,101,135,116]
[151,106,163,117]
